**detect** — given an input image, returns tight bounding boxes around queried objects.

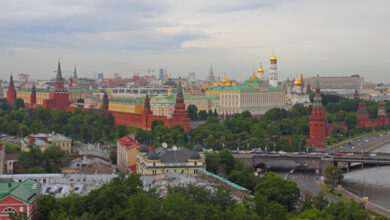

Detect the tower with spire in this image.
[208,65,215,82]
[102,90,109,111]
[29,84,37,108]
[6,74,16,104]
[308,75,327,149]
[269,51,279,87]
[43,60,69,109]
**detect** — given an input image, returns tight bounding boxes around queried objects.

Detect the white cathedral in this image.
[286,73,311,106]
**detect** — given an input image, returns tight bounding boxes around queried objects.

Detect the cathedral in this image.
[286,73,310,106]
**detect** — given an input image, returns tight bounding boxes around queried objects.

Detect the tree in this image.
[14,98,25,109]
[151,120,164,130]
[198,110,208,120]
[255,172,300,211]
[331,125,346,138]
[187,105,198,120]
[344,112,358,130]
[324,166,343,188]
[313,191,329,211]
[18,145,71,173]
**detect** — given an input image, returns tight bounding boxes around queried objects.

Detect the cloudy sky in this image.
[0,0,389,82]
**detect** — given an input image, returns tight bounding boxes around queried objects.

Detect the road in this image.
[285,172,337,202]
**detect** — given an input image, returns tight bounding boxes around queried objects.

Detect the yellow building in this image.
[17,88,50,105]
[109,98,144,113]
[17,88,97,105]
[21,133,72,153]
[136,144,205,175]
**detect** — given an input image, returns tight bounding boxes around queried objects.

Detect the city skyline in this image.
[0,0,389,82]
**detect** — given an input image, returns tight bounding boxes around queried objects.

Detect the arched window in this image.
[2,207,16,213]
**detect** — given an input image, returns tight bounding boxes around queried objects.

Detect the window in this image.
[20,207,23,212]
[43,179,46,184]
[2,207,16,213]
[195,162,197,166]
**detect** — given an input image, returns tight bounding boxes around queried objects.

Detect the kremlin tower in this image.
[102,91,109,111]
[308,75,327,149]
[43,60,69,110]
[169,79,190,130]
[269,51,278,87]
[6,74,16,104]
[29,84,37,108]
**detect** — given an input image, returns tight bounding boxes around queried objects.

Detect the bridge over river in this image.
[234,152,390,174]
[234,132,390,174]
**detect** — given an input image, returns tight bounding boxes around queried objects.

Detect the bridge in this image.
[234,152,390,174]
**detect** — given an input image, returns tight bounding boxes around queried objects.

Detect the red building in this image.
[43,61,69,110]
[0,179,40,220]
[6,74,16,105]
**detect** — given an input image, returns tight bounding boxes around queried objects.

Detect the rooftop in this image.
[0,179,40,204]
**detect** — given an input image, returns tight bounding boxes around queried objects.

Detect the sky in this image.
[0,0,389,82]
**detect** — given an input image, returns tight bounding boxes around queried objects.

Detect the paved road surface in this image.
[286,172,336,202]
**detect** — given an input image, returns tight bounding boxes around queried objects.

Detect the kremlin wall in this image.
[5,62,190,132]
[5,60,390,150]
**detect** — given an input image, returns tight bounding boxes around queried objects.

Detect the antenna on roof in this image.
[162,142,168,149]
[172,146,177,151]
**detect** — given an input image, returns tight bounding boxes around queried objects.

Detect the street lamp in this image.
[237,138,241,152]
[272,135,277,152]
[265,138,269,152]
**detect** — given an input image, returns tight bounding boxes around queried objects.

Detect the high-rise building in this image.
[208,65,215,82]
[188,72,196,85]
[158,68,165,81]
[269,52,278,87]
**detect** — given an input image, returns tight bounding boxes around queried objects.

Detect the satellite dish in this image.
[162,142,168,149]
[172,146,177,151]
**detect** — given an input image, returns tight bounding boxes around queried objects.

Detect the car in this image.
[334,153,343,156]
[370,153,377,157]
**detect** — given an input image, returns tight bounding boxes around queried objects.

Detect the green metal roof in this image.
[0,179,40,204]
[208,85,256,91]
[197,169,251,193]
[153,97,176,104]
[269,85,283,90]
[110,98,143,104]
[184,95,219,100]
[19,88,50,93]
[69,89,98,93]
[86,95,98,99]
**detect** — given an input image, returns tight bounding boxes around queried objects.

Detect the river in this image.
[342,143,390,210]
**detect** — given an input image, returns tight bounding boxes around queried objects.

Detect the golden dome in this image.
[285,94,289,98]
[270,55,277,61]
[221,76,229,84]
[294,76,301,86]
[213,81,219,86]
[226,81,232,87]
[232,82,237,86]
[250,73,258,80]
[257,63,264,73]
[206,85,209,89]
[168,88,172,93]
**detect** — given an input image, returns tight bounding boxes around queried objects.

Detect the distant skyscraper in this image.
[208,65,215,82]
[164,68,168,79]
[269,52,278,87]
[188,72,196,85]
[158,68,165,80]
